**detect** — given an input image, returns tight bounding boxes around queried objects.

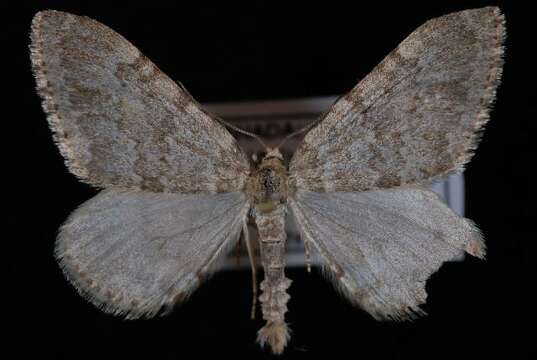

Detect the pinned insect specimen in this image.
[30,7,504,354]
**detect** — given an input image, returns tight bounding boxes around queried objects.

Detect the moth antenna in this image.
[276,92,349,150]
[275,126,305,150]
[243,219,258,320]
[217,117,269,151]
[275,110,327,149]
[175,80,269,151]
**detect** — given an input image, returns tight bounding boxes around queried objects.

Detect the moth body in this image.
[247,149,292,354]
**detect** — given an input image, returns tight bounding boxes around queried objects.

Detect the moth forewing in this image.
[30,10,249,193]
[290,6,505,193]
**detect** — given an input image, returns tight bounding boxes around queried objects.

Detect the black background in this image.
[3,1,535,359]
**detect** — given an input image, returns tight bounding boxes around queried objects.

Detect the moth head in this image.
[264,148,283,161]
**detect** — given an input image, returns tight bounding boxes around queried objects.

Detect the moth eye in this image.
[256,151,266,163]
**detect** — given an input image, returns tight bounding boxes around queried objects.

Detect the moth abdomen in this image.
[254,204,292,355]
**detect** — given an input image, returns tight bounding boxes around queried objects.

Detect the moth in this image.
[30,7,504,354]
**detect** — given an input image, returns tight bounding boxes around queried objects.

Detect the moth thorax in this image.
[248,156,288,213]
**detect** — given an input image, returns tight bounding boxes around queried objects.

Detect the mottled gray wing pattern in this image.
[56,190,250,318]
[289,188,484,320]
[290,7,504,192]
[30,10,249,193]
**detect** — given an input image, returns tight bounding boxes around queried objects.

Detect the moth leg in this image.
[303,238,312,273]
[243,219,258,320]
[235,235,242,266]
